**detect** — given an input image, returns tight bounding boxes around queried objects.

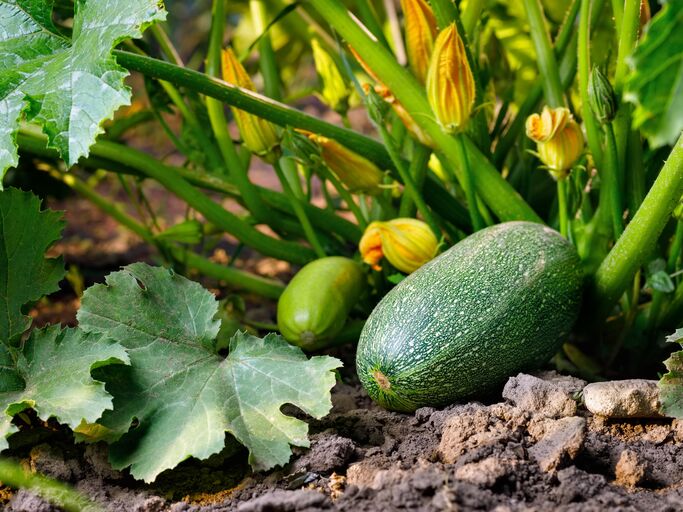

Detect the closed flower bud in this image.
[364,84,393,125]
[526,106,584,180]
[221,48,280,158]
[366,83,434,147]
[304,132,384,194]
[588,67,617,123]
[312,39,350,114]
[359,218,438,274]
[426,23,476,134]
[281,127,322,168]
[401,0,437,85]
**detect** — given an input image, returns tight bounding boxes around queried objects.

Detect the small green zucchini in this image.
[277,256,365,350]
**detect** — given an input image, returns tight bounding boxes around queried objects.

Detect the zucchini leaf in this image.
[0,0,166,181]
[659,328,683,417]
[624,0,683,148]
[0,326,129,450]
[78,263,342,483]
[0,188,65,344]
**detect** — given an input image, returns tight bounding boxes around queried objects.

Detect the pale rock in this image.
[528,416,586,472]
[583,380,662,418]
[615,449,647,487]
[503,373,581,418]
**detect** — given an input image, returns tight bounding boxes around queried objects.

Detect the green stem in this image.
[93,141,315,264]
[251,0,283,100]
[399,143,431,217]
[0,458,103,512]
[377,124,441,236]
[454,134,485,231]
[557,179,569,237]
[302,0,541,223]
[612,0,641,170]
[315,164,368,229]
[611,0,623,31]
[47,168,285,298]
[353,0,391,49]
[273,159,327,258]
[605,122,624,237]
[494,0,594,167]
[578,0,605,172]
[668,220,683,272]
[592,133,683,320]
[206,0,277,226]
[150,23,184,66]
[19,129,362,244]
[523,0,565,107]
[461,0,484,39]
[113,50,472,230]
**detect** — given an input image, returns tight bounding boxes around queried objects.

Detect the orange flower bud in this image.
[363,83,434,147]
[359,218,438,274]
[426,23,476,134]
[304,132,384,194]
[221,48,280,157]
[526,106,584,179]
[401,0,437,85]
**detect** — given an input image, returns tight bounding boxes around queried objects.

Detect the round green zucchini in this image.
[278,256,365,350]
[356,221,583,412]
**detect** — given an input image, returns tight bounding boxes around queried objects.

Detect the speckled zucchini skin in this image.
[356,222,583,412]
[278,256,365,350]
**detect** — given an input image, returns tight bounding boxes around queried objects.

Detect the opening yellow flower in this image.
[426,23,475,134]
[359,218,439,274]
[526,106,584,180]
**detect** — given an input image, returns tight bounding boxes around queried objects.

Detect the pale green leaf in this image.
[0,188,65,344]
[659,328,683,417]
[0,0,166,181]
[78,263,341,483]
[624,0,683,148]
[0,325,129,450]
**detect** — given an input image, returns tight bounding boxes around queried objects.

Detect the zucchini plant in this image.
[0,0,682,413]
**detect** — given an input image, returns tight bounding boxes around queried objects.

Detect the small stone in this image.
[583,380,662,418]
[438,405,514,464]
[503,373,579,418]
[236,490,330,512]
[615,449,647,487]
[291,434,355,474]
[528,416,586,472]
[454,456,516,487]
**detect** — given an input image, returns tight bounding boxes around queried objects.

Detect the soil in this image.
[5,356,683,512]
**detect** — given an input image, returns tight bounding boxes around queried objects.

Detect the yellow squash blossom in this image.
[359,218,438,274]
[303,132,384,194]
[426,23,476,134]
[221,48,280,158]
[526,106,584,180]
[401,0,437,85]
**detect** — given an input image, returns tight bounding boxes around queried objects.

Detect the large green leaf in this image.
[0,0,166,182]
[0,325,129,450]
[659,328,683,417]
[78,263,342,483]
[0,188,65,344]
[624,0,683,148]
